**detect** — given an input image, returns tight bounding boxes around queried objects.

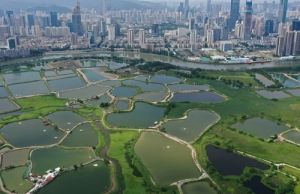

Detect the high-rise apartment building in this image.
[139,29,145,47]
[127,29,134,47]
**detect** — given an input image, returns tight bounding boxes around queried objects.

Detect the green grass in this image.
[17,95,66,110]
[281,166,300,179]
[109,131,147,194]
[295,184,300,194]
[0,95,67,128]
[200,71,259,86]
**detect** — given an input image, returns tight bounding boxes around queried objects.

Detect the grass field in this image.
[109,131,148,194]
[0,95,67,128]
[200,71,259,87]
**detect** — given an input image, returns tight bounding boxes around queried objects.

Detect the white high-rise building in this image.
[127,29,134,47]
[108,24,115,41]
[139,29,145,47]
[190,29,197,51]
[293,31,300,56]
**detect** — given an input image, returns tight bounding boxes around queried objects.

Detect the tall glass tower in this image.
[72,1,83,36]
[229,0,240,30]
[243,0,253,40]
[278,0,288,23]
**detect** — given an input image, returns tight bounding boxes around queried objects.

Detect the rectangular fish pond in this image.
[206,145,269,176]
[106,102,166,129]
[232,117,288,139]
[134,131,201,185]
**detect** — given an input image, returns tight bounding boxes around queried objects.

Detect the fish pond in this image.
[206,145,269,176]
[150,75,182,84]
[135,91,168,102]
[59,84,110,99]
[244,175,274,194]
[106,102,166,129]
[162,110,219,142]
[1,166,33,194]
[271,73,300,88]
[182,181,217,194]
[1,149,30,169]
[81,68,107,82]
[62,123,98,147]
[171,91,225,103]
[0,119,64,147]
[134,132,201,185]
[168,84,210,93]
[0,87,9,98]
[3,71,41,85]
[111,86,138,98]
[283,130,300,144]
[9,81,49,97]
[256,90,290,99]
[86,93,112,106]
[114,99,130,111]
[36,160,111,194]
[287,89,300,97]
[47,77,86,92]
[46,111,86,131]
[232,117,288,139]
[255,74,275,87]
[0,98,19,114]
[31,147,96,174]
[123,79,165,92]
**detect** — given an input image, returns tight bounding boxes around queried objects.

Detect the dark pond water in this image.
[171,91,225,103]
[244,176,275,194]
[0,87,9,98]
[206,145,269,176]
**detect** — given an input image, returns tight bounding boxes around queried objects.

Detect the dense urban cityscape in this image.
[0,0,300,62]
[1,0,300,194]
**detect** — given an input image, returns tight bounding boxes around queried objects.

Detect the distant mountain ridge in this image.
[0,0,165,12]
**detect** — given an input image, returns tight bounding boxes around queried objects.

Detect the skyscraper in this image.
[264,20,274,36]
[152,24,159,36]
[108,25,116,41]
[283,31,294,56]
[127,29,134,47]
[243,0,253,40]
[27,14,35,28]
[101,0,107,15]
[190,29,197,51]
[184,0,189,19]
[293,31,300,56]
[189,18,195,31]
[278,0,288,23]
[207,0,212,15]
[276,31,300,56]
[229,0,240,30]
[72,1,83,36]
[6,11,15,26]
[50,12,58,27]
[292,20,300,31]
[275,36,285,56]
[139,29,145,47]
